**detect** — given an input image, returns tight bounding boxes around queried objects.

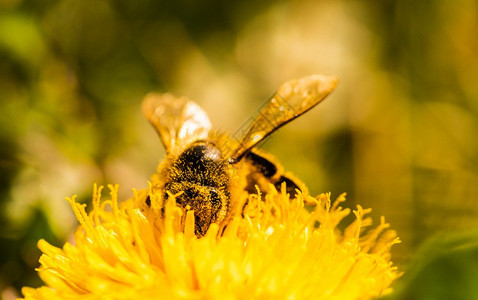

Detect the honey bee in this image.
[142,75,337,236]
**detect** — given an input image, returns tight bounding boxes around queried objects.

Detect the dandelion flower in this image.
[21,182,400,300]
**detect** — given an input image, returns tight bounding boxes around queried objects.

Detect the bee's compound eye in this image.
[163,191,169,200]
[209,189,221,208]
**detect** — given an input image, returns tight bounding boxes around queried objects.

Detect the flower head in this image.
[22,184,400,299]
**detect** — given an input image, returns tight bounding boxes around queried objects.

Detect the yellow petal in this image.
[22,185,400,299]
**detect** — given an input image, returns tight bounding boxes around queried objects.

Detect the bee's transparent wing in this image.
[230,74,338,163]
[142,93,211,153]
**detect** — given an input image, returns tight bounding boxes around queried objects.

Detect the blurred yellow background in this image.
[1,0,478,297]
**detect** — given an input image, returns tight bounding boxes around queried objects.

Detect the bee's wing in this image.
[142,93,211,153]
[230,74,338,163]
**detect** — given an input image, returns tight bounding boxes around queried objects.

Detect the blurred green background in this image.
[1,0,478,298]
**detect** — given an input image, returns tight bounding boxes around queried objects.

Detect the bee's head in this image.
[162,140,231,236]
[164,182,228,237]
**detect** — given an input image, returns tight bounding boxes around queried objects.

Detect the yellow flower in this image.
[21,184,400,299]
